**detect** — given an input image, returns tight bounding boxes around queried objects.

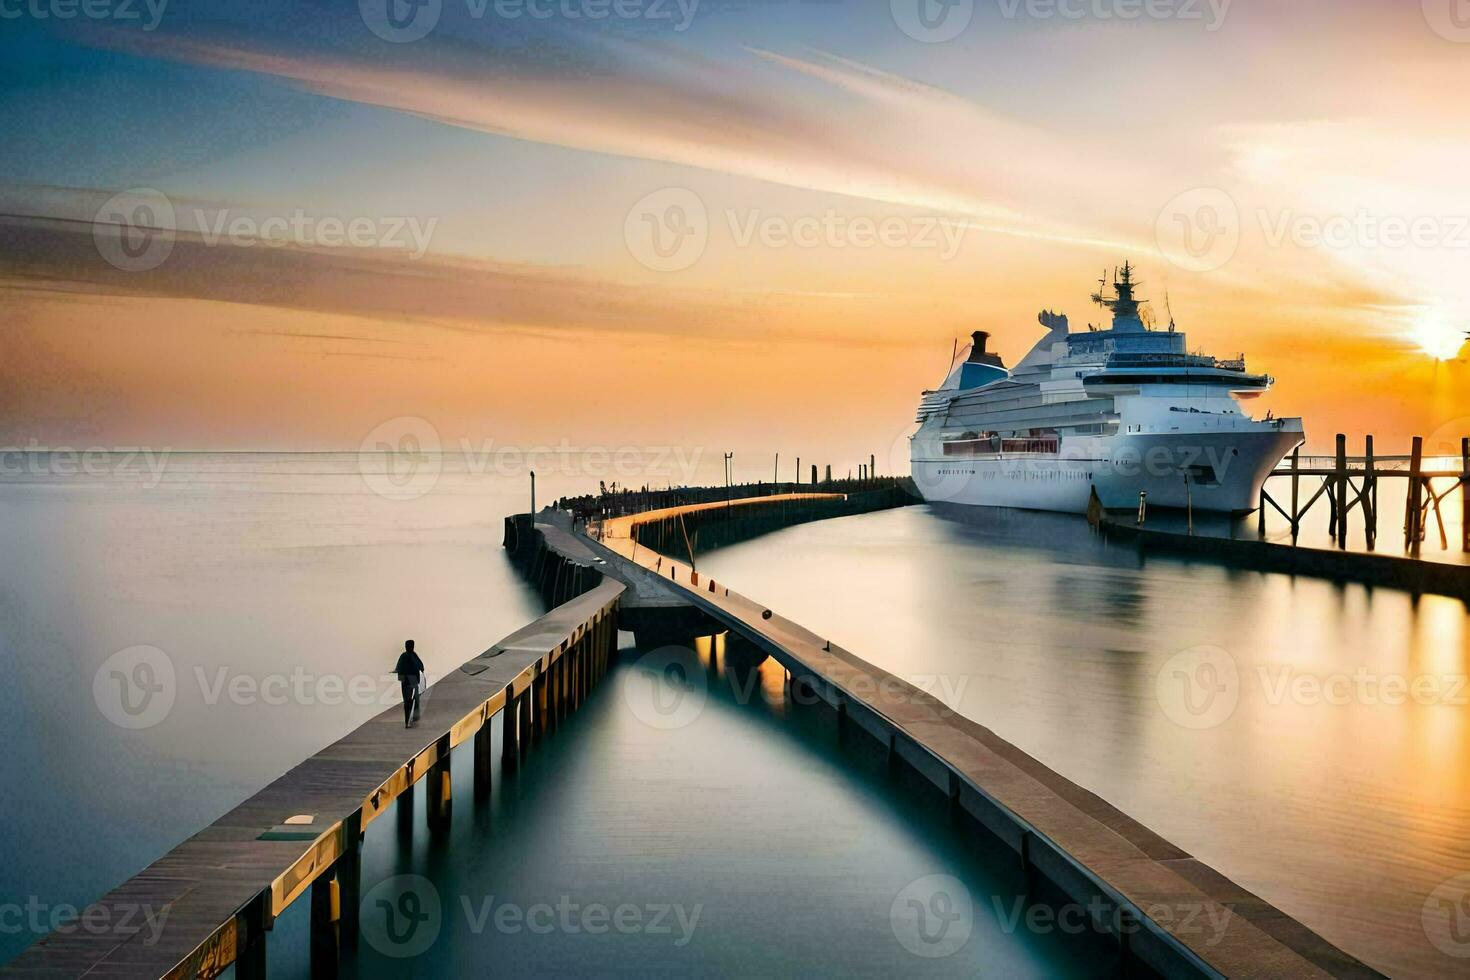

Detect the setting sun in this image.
[1409,312,1467,361]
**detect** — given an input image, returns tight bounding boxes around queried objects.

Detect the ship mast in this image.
[1090,261,1148,332]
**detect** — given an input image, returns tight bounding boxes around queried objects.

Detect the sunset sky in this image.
[4,0,1470,464]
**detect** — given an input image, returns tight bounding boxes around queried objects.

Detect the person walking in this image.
[394,640,425,729]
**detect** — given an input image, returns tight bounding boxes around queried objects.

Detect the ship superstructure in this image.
[910,264,1304,513]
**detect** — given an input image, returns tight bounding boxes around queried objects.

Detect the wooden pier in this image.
[556,493,1380,979]
[1259,434,1470,555]
[9,480,1394,978]
[4,560,620,978]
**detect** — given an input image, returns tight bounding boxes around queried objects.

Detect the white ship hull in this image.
[912,428,1304,515]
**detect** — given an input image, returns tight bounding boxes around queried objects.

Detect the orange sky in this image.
[4,2,1470,465]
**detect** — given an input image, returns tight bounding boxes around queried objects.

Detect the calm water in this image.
[700,505,1470,978]
[0,454,1104,975]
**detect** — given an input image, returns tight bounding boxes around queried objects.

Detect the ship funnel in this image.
[968,331,991,361]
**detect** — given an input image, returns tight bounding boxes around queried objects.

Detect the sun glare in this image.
[1409,314,1467,361]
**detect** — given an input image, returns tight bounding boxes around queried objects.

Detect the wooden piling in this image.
[1289,447,1300,539]
[1408,436,1424,553]
[1335,434,1348,550]
[502,695,519,772]
[1463,437,1469,552]
[427,734,452,831]
[338,813,362,944]
[473,721,493,801]
[309,872,339,978]
[518,685,533,762]
[1363,435,1376,550]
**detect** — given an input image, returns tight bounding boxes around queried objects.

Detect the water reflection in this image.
[699,505,1470,978]
[342,634,1113,978]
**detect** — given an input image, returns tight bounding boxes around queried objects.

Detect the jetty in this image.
[7,477,1389,978]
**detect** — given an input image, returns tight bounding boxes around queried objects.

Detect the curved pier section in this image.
[564,492,1382,980]
[4,571,621,979]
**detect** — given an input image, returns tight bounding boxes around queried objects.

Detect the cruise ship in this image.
[910,263,1304,513]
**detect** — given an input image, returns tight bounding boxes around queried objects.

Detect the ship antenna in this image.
[1165,291,1177,332]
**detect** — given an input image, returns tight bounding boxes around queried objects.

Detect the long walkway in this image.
[595,498,1381,980]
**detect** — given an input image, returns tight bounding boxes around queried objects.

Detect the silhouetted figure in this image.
[394,640,425,728]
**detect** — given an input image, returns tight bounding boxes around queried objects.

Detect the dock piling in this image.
[1335,434,1348,550]
[309,872,339,978]
[428,734,452,832]
[474,717,493,801]
[1407,436,1425,554]
[502,696,520,773]
[338,813,362,944]
[1363,435,1377,550]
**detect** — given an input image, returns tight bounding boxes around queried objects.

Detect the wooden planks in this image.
[598,506,1383,980]
[5,580,622,979]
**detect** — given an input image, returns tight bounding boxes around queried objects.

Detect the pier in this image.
[9,480,1389,978]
